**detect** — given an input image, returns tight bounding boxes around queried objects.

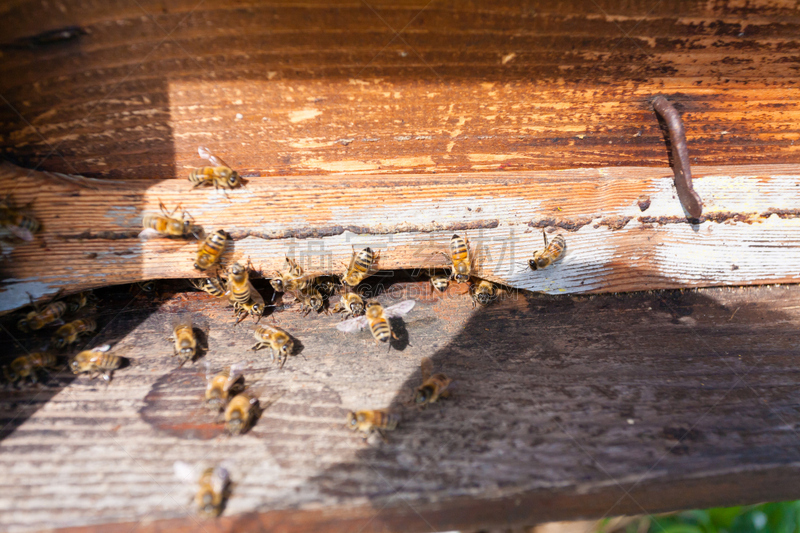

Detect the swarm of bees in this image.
[4,146,571,519]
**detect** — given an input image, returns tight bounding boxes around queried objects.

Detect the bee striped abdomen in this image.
[195,230,227,270]
[31,353,58,369]
[13,213,40,234]
[369,317,391,342]
[188,167,217,186]
[450,235,468,261]
[374,410,399,430]
[343,247,375,286]
[96,353,122,371]
[75,318,97,333]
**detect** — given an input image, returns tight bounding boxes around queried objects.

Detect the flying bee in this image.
[195,229,227,271]
[470,279,497,307]
[191,276,227,298]
[174,461,231,518]
[333,291,366,318]
[205,361,246,412]
[346,409,399,441]
[336,300,415,344]
[252,324,294,368]
[3,352,58,384]
[414,356,452,406]
[189,146,242,190]
[52,318,96,349]
[0,196,40,241]
[528,229,566,270]
[170,319,198,367]
[224,392,260,435]
[139,201,198,238]
[430,274,450,293]
[70,345,123,382]
[341,247,378,287]
[441,234,474,283]
[17,300,67,332]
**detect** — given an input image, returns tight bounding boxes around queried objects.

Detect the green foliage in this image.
[640,501,800,533]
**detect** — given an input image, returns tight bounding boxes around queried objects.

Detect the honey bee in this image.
[341,247,378,287]
[225,261,252,307]
[270,256,311,293]
[174,461,231,518]
[191,277,227,298]
[70,345,123,382]
[65,291,93,313]
[3,352,58,384]
[140,201,198,238]
[298,285,325,315]
[234,285,267,324]
[333,290,366,318]
[194,229,227,271]
[17,301,67,332]
[0,196,40,241]
[252,324,294,368]
[470,279,497,307]
[528,229,567,270]
[347,409,399,441]
[224,392,260,435]
[189,146,242,190]
[205,361,245,412]
[170,319,197,367]
[336,300,415,344]
[430,274,450,293]
[414,357,452,406]
[442,234,474,283]
[52,318,97,349]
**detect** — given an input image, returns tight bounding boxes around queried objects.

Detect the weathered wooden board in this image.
[3,282,800,532]
[1,0,799,179]
[3,161,800,313]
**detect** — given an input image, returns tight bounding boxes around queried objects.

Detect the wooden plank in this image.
[0,1,799,179]
[3,161,800,313]
[3,282,800,532]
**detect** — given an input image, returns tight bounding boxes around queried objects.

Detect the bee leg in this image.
[279,353,286,369]
[376,429,389,444]
[439,390,451,399]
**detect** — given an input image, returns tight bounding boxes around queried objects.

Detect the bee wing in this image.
[138,228,160,240]
[173,460,200,484]
[336,315,369,333]
[92,344,112,353]
[383,300,416,318]
[223,362,247,391]
[197,146,228,168]
[211,465,230,494]
[8,225,34,241]
[203,360,215,382]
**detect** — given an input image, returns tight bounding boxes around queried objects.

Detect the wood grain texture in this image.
[0,0,799,179]
[3,282,800,532]
[3,161,800,313]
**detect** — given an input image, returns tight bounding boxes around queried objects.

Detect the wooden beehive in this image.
[1,1,800,531]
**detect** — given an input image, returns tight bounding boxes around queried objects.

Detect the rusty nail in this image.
[652,96,703,219]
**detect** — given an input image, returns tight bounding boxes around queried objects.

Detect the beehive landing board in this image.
[4,161,800,313]
[2,282,800,532]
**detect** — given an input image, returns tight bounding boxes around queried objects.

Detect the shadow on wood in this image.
[303,279,800,532]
